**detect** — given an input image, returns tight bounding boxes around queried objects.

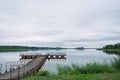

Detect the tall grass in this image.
[76,63,115,74]
[58,57,120,75]
[57,65,73,75]
[22,58,120,80]
[112,57,120,71]
[58,63,115,75]
[33,70,50,76]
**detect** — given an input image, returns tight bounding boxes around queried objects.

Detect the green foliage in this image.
[58,63,115,75]
[22,58,120,80]
[112,57,120,71]
[100,43,120,55]
[57,65,73,75]
[22,73,120,80]
[79,63,115,74]
[57,58,120,75]
[34,71,50,76]
[103,43,120,49]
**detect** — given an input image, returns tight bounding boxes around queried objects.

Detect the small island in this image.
[75,47,84,50]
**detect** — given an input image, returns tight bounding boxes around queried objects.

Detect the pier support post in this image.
[10,62,12,80]
[5,63,8,73]
[18,65,20,79]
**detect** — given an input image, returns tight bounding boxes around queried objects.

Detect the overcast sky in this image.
[0,0,120,48]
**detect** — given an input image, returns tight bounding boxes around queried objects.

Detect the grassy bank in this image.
[22,57,120,80]
[22,73,120,80]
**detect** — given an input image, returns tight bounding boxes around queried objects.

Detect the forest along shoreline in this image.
[0,46,85,52]
[97,43,120,55]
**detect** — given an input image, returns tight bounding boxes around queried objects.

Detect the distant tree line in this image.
[0,45,85,52]
[103,43,120,49]
[0,46,68,52]
[0,46,41,52]
[0,46,40,50]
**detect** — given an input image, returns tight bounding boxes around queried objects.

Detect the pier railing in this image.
[0,52,66,80]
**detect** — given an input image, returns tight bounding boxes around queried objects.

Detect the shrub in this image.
[57,62,116,75]
[79,62,115,74]
[58,65,72,75]
[35,71,50,76]
[112,57,120,71]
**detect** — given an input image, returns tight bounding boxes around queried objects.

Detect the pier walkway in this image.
[0,53,66,80]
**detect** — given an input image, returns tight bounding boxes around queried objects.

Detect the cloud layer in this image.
[0,0,120,48]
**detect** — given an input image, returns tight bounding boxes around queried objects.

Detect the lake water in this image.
[0,49,118,73]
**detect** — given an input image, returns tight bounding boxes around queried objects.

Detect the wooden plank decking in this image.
[0,56,47,80]
[0,53,66,80]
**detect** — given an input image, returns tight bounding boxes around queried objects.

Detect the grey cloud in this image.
[0,0,120,48]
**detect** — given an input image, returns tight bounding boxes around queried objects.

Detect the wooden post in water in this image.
[17,65,20,79]
[0,64,1,74]
[13,62,15,69]
[26,63,28,74]
[5,63,8,73]
[23,60,25,76]
[10,62,12,80]
[29,61,32,76]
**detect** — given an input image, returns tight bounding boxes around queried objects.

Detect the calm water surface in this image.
[0,49,118,73]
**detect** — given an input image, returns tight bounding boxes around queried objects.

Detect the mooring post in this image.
[5,63,8,73]
[13,62,15,69]
[0,64,1,74]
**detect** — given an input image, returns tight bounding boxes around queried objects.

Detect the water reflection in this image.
[0,49,118,73]
[103,50,120,56]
